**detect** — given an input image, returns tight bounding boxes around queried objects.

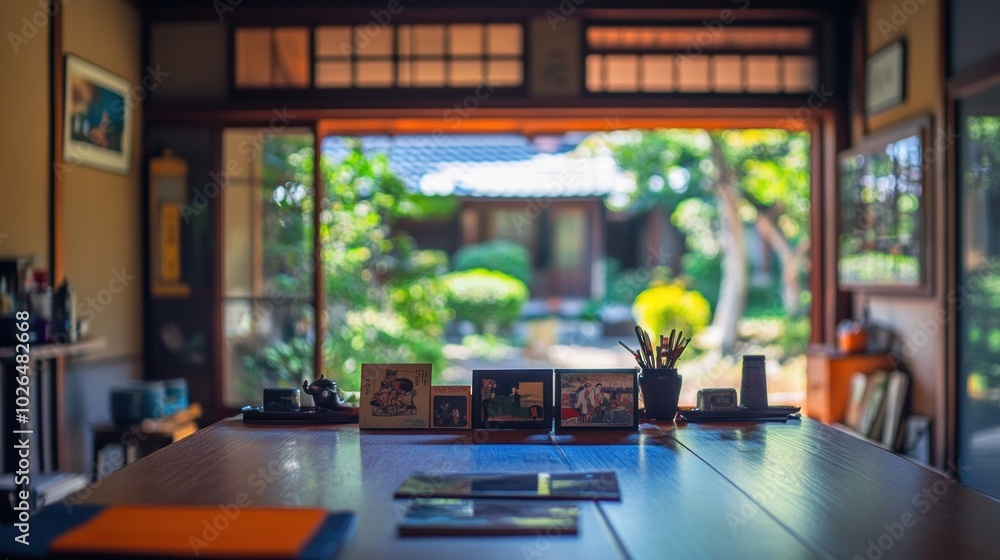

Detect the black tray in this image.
[676,406,801,423]
[241,406,359,424]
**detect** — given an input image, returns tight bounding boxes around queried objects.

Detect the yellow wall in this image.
[0,0,51,262]
[865,0,941,132]
[62,0,143,362]
[862,0,944,441]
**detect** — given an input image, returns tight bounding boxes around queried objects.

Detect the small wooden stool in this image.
[91,403,201,480]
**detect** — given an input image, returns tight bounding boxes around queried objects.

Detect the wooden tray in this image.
[241,406,359,424]
[676,406,801,423]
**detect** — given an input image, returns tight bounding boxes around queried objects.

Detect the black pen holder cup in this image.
[639,368,682,421]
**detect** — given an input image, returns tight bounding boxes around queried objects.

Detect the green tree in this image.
[602,129,810,354]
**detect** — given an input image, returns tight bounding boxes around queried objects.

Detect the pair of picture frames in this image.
[359,363,474,430]
[358,365,639,431]
[474,368,639,431]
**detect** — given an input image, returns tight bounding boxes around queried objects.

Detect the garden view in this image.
[223,128,812,408]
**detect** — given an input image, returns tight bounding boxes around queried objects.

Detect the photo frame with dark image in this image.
[555,369,638,431]
[472,370,552,430]
[431,386,472,429]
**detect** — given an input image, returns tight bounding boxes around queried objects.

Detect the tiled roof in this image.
[321,134,636,199]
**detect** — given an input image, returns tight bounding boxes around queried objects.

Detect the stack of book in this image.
[841,369,910,450]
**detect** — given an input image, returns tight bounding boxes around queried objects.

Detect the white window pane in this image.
[413,59,445,86]
[586,54,604,92]
[605,54,638,92]
[783,56,816,92]
[223,185,254,297]
[235,28,272,87]
[355,25,393,57]
[677,55,710,92]
[448,59,483,86]
[486,59,522,87]
[640,55,673,92]
[746,55,780,92]
[449,24,483,56]
[356,59,394,87]
[315,60,351,88]
[713,55,743,92]
[315,26,351,58]
[413,24,445,55]
[487,24,522,56]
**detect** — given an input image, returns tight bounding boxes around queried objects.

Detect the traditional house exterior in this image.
[323,133,636,300]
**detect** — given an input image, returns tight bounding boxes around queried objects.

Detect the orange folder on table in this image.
[50,505,329,558]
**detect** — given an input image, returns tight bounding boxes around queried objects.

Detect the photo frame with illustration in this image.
[431,386,472,429]
[360,363,431,429]
[472,370,552,430]
[554,369,638,431]
[63,54,133,174]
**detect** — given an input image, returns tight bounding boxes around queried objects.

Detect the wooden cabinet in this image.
[806,351,895,424]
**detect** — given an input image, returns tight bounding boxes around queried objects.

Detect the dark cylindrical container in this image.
[638,368,682,421]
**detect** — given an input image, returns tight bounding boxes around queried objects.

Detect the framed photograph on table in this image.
[472,370,552,430]
[63,54,133,174]
[431,386,471,429]
[554,369,638,431]
[837,116,931,294]
[360,363,431,429]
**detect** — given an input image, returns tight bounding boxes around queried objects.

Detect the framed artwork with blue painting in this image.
[63,54,133,174]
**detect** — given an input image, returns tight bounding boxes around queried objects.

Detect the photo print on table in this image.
[431,386,472,429]
[472,369,553,430]
[554,369,638,430]
[360,363,431,429]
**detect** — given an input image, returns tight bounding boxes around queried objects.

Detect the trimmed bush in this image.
[632,281,711,339]
[443,269,529,334]
[453,240,533,287]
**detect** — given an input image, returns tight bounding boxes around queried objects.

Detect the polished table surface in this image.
[75,417,1000,559]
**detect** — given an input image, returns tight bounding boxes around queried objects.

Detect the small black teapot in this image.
[302,375,353,411]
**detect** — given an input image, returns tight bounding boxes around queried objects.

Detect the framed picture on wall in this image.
[63,54,133,174]
[837,116,931,294]
[865,40,906,115]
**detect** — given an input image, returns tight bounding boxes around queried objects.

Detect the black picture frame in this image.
[472,369,553,430]
[554,369,639,431]
[837,116,932,294]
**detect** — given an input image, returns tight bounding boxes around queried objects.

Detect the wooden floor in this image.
[75,417,1000,560]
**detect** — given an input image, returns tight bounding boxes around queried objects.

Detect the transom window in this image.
[585,25,818,94]
[235,23,524,89]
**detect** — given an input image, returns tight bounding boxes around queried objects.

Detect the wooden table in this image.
[73,417,1000,559]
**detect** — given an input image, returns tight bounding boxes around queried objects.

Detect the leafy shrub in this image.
[632,281,712,338]
[443,269,529,334]
[453,240,533,287]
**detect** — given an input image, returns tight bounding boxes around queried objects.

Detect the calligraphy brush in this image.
[619,340,644,368]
